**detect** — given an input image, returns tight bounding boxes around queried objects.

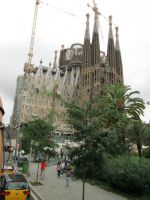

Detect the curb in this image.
[18,171,45,200]
[29,183,45,200]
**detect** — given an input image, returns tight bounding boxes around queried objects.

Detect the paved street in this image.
[27,162,127,200]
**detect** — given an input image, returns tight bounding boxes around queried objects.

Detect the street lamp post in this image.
[27,140,33,177]
[14,125,20,161]
[9,124,20,162]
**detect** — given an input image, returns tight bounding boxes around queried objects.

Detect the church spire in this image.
[90,1,100,66]
[53,50,58,70]
[108,15,113,39]
[59,45,65,67]
[115,27,120,51]
[84,13,90,41]
[35,59,44,92]
[45,62,52,92]
[83,13,91,67]
[115,27,123,81]
[107,15,115,70]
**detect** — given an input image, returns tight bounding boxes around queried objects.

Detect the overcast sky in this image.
[0,0,150,124]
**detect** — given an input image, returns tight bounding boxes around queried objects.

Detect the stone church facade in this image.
[10,4,123,134]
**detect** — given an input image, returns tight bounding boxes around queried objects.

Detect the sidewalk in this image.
[26,162,127,200]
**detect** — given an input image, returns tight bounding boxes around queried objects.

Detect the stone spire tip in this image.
[84,13,90,41]
[53,50,58,69]
[109,15,112,25]
[115,26,119,35]
[86,13,90,18]
[86,13,90,26]
[115,26,120,51]
[40,59,42,64]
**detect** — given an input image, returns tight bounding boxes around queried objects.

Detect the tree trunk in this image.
[27,140,33,177]
[82,174,86,200]
[137,141,142,158]
[36,161,40,183]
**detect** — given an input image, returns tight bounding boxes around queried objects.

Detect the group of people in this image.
[56,159,74,187]
[40,158,74,187]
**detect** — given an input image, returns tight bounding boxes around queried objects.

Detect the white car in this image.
[18,150,28,161]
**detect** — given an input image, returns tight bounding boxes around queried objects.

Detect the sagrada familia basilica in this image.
[11,1,123,134]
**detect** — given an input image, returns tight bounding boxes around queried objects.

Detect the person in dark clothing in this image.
[56,161,61,177]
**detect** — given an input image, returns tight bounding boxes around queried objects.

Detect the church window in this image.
[83,75,84,86]
[88,73,89,85]
[85,74,87,86]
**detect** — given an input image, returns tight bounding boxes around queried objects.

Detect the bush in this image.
[143,148,150,158]
[102,154,150,194]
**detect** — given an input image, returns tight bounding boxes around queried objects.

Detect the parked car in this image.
[18,150,28,161]
[0,173,30,200]
[0,165,15,177]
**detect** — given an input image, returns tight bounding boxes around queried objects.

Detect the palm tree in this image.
[94,84,145,154]
[127,120,146,157]
[106,84,145,120]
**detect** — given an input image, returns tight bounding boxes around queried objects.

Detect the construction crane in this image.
[24,0,75,75]
[24,0,40,74]
[87,0,100,15]
[41,1,76,17]
[87,0,117,43]
[87,0,105,42]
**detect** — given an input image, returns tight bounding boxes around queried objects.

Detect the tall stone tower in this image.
[11,3,124,134]
[80,6,123,104]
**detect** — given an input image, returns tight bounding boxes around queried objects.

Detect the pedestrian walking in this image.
[65,167,71,187]
[60,161,65,176]
[56,161,61,177]
[60,148,64,160]
[40,160,46,177]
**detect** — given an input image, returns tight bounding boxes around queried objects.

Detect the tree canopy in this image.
[20,117,56,158]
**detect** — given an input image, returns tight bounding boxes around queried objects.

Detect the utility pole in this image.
[27,140,33,177]
[0,97,5,170]
[14,125,20,162]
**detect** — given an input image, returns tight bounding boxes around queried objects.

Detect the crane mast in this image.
[24,0,40,74]
[24,0,76,74]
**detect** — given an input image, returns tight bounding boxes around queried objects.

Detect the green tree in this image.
[142,124,150,157]
[64,84,146,197]
[94,84,145,155]
[127,120,147,157]
[20,117,56,159]
[100,84,145,121]
[65,101,105,200]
